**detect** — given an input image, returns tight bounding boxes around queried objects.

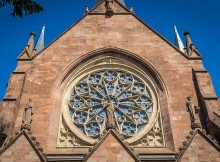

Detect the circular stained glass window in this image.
[68,69,153,140]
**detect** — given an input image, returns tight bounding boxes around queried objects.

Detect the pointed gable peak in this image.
[84,129,139,162]
[176,129,220,161]
[91,0,129,14]
[0,131,46,162]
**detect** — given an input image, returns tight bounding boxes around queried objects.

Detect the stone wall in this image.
[1,2,219,160]
[181,133,220,162]
[0,135,41,162]
[13,14,200,152]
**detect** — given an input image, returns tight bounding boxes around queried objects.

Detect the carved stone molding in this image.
[176,129,220,162]
[91,0,128,14]
[57,118,81,147]
[60,54,166,147]
[131,116,165,147]
[0,113,11,145]
[0,130,46,162]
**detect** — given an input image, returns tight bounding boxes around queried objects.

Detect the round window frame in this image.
[62,58,160,144]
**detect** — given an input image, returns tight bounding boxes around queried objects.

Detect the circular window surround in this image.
[61,56,160,145]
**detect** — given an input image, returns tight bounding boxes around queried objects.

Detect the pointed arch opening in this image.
[54,47,174,151]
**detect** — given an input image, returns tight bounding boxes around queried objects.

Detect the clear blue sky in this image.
[0,0,219,101]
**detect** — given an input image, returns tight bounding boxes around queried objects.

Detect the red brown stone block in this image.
[85,132,137,162]
[180,133,220,162]
[0,135,42,162]
[0,1,219,161]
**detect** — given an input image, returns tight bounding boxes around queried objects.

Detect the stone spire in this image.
[35,24,45,53]
[174,25,185,53]
[95,0,126,7]
[184,31,198,56]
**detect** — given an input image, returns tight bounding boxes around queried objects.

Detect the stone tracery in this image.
[68,69,153,140]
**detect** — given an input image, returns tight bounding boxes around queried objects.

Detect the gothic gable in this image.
[84,130,139,162]
[178,130,220,162]
[0,131,46,162]
[1,1,219,162]
[31,0,192,62]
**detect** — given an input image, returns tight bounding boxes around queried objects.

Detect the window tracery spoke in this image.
[102,80,112,99]
[84,107,106,125]
[68,69,153,139]
[70,104,102,112]
[115,106,135,122]
[116,84,132,98]
[119,103,144,112]
[88,84,105,97]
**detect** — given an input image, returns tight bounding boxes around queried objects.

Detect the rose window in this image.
[68,69,153,140]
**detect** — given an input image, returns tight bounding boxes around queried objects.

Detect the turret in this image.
[18,25,45,59]
[24,32,36,57]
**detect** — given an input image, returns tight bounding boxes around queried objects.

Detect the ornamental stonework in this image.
[58,56,165,147]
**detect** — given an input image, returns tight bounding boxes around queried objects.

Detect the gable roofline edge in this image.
[30,2,203,61]
[176,129,220,162]
[0,130,46,162]
[83,129,139,162]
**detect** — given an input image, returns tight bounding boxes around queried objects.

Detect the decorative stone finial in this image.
[23,32,36,58]
[186,96,201,129]
[129,6,134,13]
[184,31,198,56]
[21,99,34,131]
[84,5,89,14]
[106,0,115,16]
[27,32,36,51]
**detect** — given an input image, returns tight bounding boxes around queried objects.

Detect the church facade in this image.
[0,0,219,161]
